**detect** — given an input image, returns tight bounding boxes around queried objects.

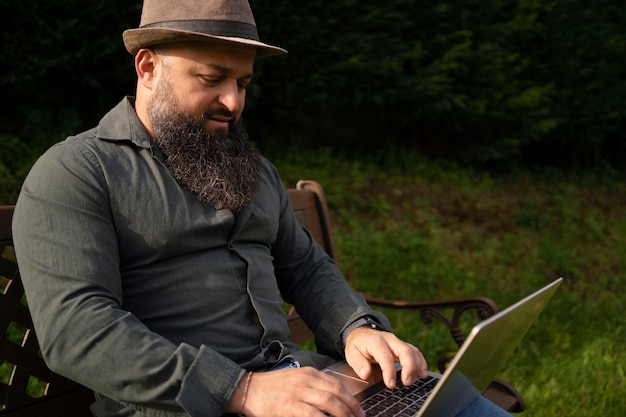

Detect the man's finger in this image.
[397,347,428,386]
[350,353,374,381]
[346,328,398,387]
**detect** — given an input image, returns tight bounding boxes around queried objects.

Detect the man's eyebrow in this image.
[207,63,253,80]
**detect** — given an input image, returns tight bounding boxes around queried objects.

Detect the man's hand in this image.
[228,367,365,417]
[344,327,428,389]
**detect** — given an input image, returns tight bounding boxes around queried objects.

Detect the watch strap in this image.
[342,316,384,347]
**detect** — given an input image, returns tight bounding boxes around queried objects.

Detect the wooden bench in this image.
[0,181,524,415]
[0,205,96,416]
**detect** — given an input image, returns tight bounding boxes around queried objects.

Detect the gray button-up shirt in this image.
[12,98,389,417]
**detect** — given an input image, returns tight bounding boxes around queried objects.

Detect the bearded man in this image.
[12,1,514,417]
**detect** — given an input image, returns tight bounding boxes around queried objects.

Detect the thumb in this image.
[346,350,374,380]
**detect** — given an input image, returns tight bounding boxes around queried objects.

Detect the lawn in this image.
[270,146,626,416]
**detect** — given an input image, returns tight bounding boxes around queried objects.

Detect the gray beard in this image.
[147,101,262,211]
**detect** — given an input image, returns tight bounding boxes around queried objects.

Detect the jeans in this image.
[270,357,301,370]
[455,396,514,417]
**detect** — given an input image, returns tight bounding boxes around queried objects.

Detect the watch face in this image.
[365,318,380,329]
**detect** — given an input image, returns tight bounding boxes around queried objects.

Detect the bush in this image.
[0,0,138,138]
[250,0,625,168]
[1,0,624,175]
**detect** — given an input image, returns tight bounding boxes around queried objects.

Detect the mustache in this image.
[203,107,235,121]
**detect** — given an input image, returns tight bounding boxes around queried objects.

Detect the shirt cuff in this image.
[176,344,244,417]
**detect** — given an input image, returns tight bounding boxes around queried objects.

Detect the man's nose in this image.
[216,81,243,114]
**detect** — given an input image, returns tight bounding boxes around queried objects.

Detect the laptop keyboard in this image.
[361,375,439,417]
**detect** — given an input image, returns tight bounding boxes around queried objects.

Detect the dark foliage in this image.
[249,0,625,168]
[0,0,139,137]
[1,0,624,200]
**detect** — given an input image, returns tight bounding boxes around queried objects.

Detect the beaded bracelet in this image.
[238,371,253,417]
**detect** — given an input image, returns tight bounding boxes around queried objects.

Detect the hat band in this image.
[141,19,260,41]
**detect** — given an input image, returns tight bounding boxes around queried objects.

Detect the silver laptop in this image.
[324,278,563,417]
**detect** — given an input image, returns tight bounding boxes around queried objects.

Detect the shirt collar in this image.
[96,96,152,149]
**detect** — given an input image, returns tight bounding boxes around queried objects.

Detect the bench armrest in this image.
[361,293,498,348]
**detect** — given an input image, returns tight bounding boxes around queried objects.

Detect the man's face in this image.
[146,42,262,211]
[152,42,256,136]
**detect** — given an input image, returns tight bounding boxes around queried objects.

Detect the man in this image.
[12,1,512,416]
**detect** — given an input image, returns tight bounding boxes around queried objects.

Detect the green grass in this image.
[269,146,626,416]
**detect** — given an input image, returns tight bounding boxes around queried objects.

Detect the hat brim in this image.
[122,28,287,57]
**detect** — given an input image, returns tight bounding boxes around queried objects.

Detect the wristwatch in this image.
[342,316,385,346]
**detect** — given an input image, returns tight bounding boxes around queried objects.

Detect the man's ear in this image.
[135,48,158,90]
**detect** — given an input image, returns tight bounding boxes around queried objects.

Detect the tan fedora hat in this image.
[122,0,287,57]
